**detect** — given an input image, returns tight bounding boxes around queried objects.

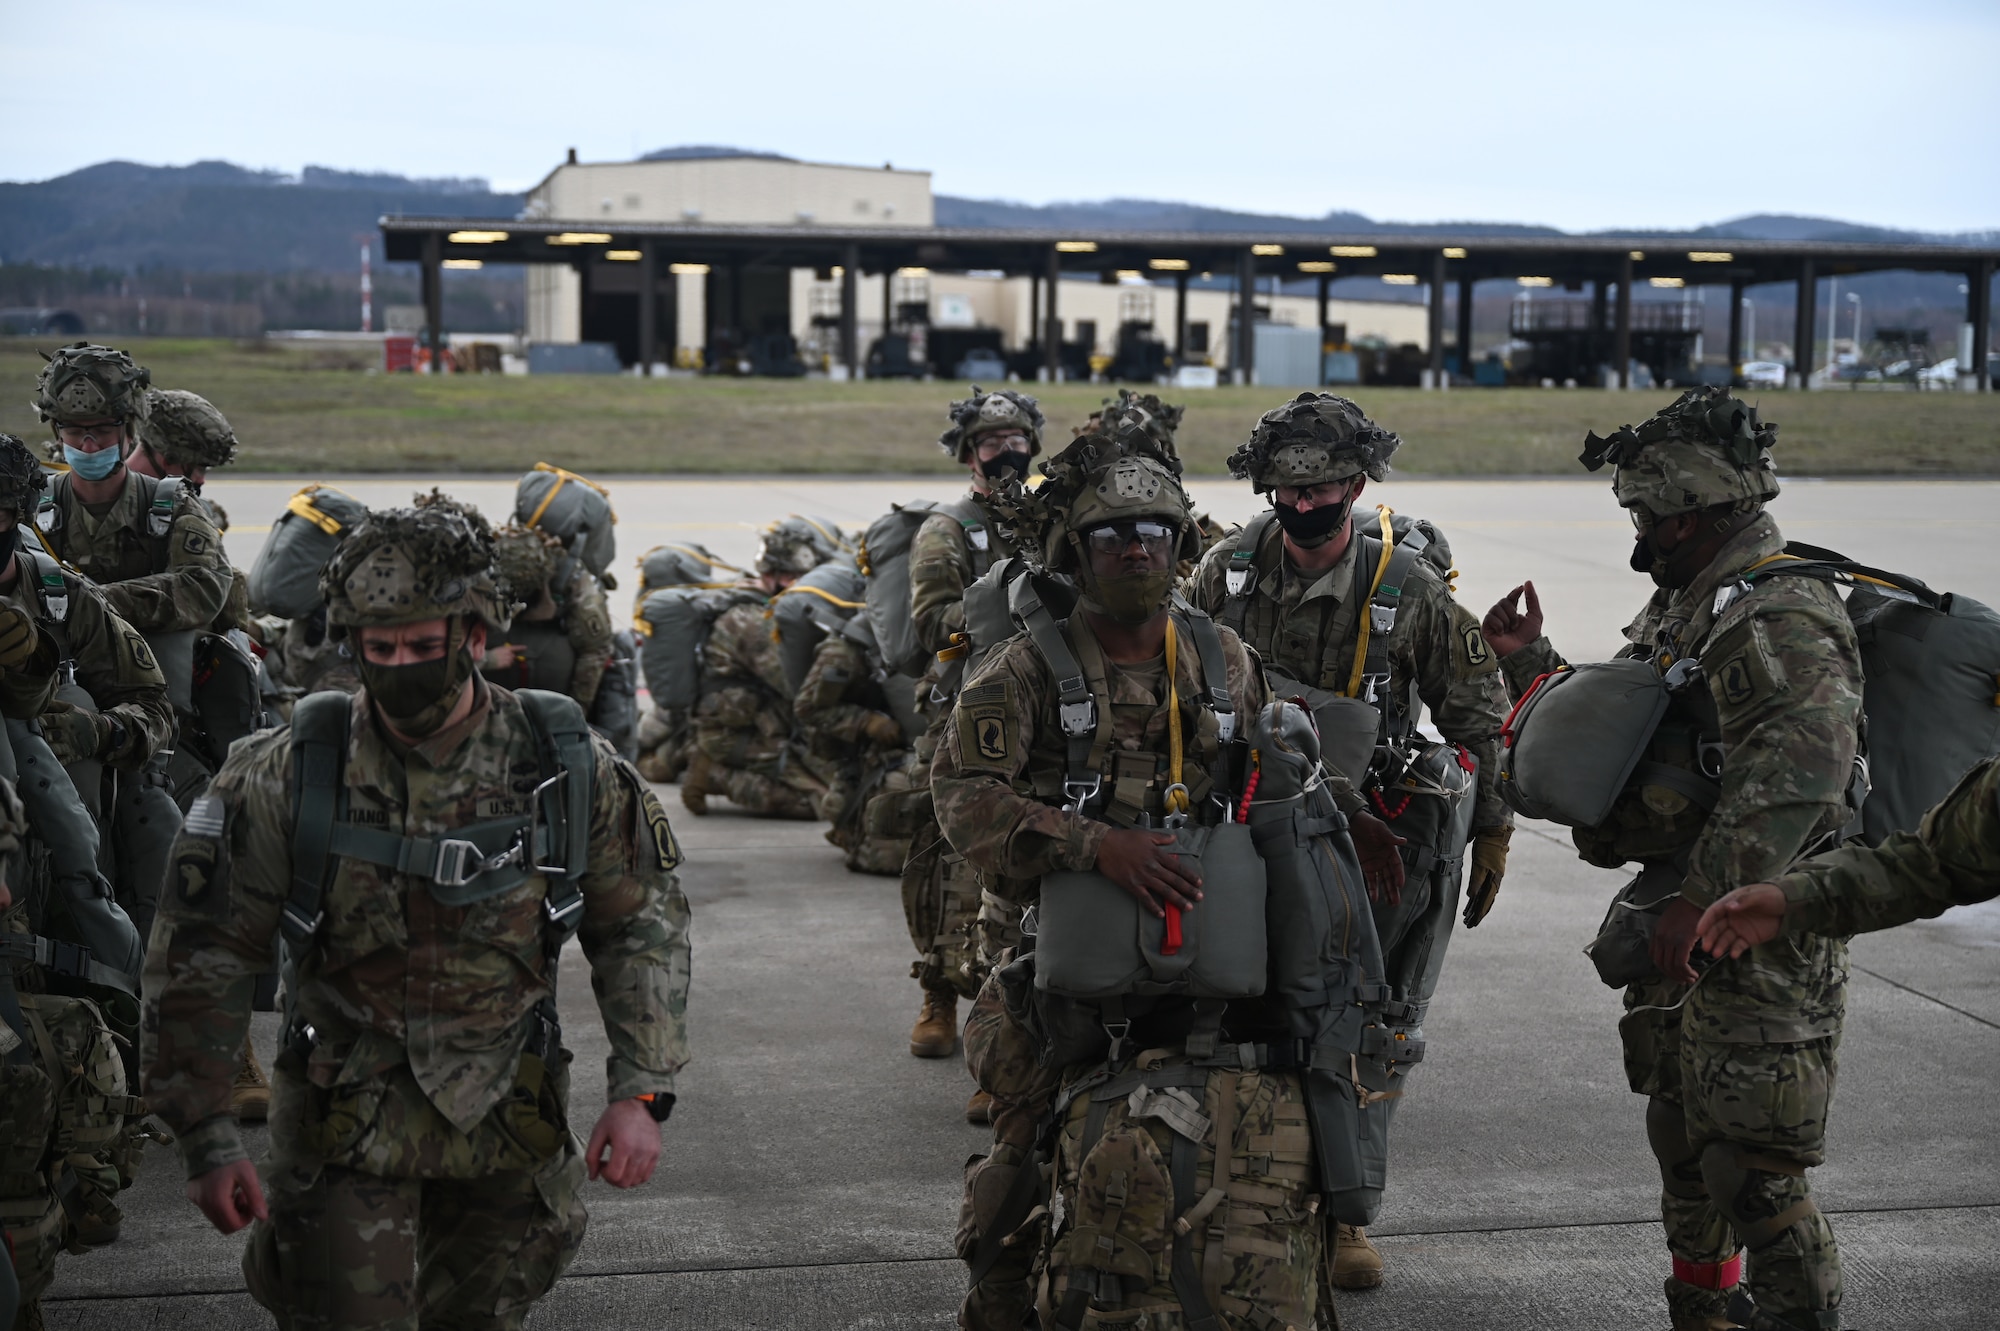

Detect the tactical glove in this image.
[863,712,906,748]
[40,701,110,766]
[1462,824,1512,927]
[0,605,37,671]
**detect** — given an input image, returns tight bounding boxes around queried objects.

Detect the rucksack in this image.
[248,485,369,619]
[636,542,738,596]
[858,498,987,677]
[517,464,617,584]
[769,557,867,695]
[1744,544,2000,845]
[633,585,762,711]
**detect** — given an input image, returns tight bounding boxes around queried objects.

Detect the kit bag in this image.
[769,557,867,695]
[858,500,953,677]
[516,464,616,582]
[248,485,368,619]
[634,586,759,710]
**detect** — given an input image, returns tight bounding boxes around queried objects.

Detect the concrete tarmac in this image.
[41,476,2000,1329]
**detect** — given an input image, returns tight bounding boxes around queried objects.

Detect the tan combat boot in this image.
[909,987,957,1058]
[1665,1275,1743,1331]
[965,1089,994,1124]
[232,1037,271,1122]
[680,752,713,815]
[1330,1223,1383,1289]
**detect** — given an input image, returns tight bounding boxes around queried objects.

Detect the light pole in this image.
[1846,291,1861,365]
[1742,295,1756,362]
[1824,277,1840,380]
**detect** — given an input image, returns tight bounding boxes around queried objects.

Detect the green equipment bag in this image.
[636,542,737,596]
[517,463,618,583]
[248,485,369,619]
[634,585,760,711]
[1497,658,1678,828]
[1745,543,2000,845]
[859,499,990,677]
[770,556,867,695]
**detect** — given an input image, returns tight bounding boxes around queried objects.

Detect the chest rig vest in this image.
[36,472,184,585]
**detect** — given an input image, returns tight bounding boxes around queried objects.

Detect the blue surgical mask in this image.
[62,445,121,482]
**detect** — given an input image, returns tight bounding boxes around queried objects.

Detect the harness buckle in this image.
[1361,671,1391,705]
[432,837,522,889]
[1662,658,1704,691]
[544,888,585,930]
[1161,782,1190,830]
[526,769,573,875]
[1224,566,1254,597]
[1058,698,1096,738]
[279,903,324,942]
[1062,775,1102,814]
[1369,604,1397,634]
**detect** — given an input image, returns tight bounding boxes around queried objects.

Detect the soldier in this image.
[1697,754,2000,950]
[484,520,617,714]
[795,619,913,873]
[1479,388,1858,1331]
[128,386,254,634]
[680,520,835,819]
[901,387,1043,1068]
[1188,390,1512,1289]
[143,500,690,1329]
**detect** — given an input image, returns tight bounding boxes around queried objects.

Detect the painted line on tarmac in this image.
[1851,963,2000,1032]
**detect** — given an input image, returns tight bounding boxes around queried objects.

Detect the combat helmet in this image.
[1084,389,1185,455]
[938,387,1046,462]
[755,515,846,578]
[492,521,565,609]
[0,435,48,516]
[139,388,239,469]
[32,343,151,426]
[1581,386,1780,517]
[320,493,509,636]
[1227,391,1400,492]
[995,417,1200,572]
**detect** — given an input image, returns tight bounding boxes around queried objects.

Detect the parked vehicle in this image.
[953,347,1009,381]
[1740,360,1788,388]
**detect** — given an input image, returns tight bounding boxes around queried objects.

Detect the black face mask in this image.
[0,527,19,570]
[1272,497,1352,548]
[980,451,1032,483]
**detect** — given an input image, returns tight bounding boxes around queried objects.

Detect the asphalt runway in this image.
[41,475,2000,1329]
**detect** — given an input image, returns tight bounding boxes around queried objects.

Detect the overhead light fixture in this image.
[1629,250,1646,261]
[1251,244,1284,256]
[606,250,642,261]
[548,232,613,245]
[1443,247,1467,259]
[897,266,930,276]
[1689,251,1733,262]
[442,259,484,270]
[1148,258,1190,271]
[1330,245,1377,258]
[1383,274,1419,285]
[1518,276,1555,287]
[448,230,508,244]
[669,263,710,275]
[1650,276,1686,288]
[1297,261,1336,273]
[1056,240,1097,253]
[1115,269,1143,279]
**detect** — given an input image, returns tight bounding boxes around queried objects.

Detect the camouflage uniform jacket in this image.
[39,470,230,634]
[1191,513,1510,827]
[143,677,692,1180]
[910,488,1018,656]
[6,556,174,767]
[1502,513,1862,1041]
[694,600,795,740]
[933,610,1266,882]
[794,633,899,759]
[1775,755,2000,939]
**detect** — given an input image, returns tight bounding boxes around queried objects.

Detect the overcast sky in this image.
[5,0,1994,233]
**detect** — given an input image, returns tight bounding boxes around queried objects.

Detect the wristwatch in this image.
[636,1092,675,1123]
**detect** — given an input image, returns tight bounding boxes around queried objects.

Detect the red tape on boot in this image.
[1672,1252,1743,1290]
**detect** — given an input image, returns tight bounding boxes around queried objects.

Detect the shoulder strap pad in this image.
[1009,574,1103,811]
[35,473,64,534]
[283,691,353,944]
[147,475,184,539]
[515,688,596,942]
[1170,595,1238,742]
[19,547,72,623]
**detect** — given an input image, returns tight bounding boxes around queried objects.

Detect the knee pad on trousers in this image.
[1645,1096,1708,1201]
[1698,1142,1819,1252]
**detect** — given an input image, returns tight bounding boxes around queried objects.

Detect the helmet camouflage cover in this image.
[755,515,845,577]
[1581,386,1781,517]
[33,343,151,426]
[139,388,239,468]
[938,386,1046,461]
[0,435,48,515]
[1227,391,1400,492]
[1078,389,1185,454]
[492,521,564,607]
[991,415,1200,573]
[321,492,508,634]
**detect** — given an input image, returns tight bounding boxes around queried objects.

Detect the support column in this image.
[1456,272,1474,383]
[1969,259,1993,392]
[1793,259,1817,390]
[1426,251,1448,388]
[1235,248,1257,386]
[1175,270,1190,364]
[637,240,658,376]
[1727,276,1746,376]
[1044,246,1061,382]
[1614,253,1633,389]
[880,266,892,341]
[839,244,859,380]
[1590,279,1609,378]
[1030,273,1042,364]
[421,232,445,374]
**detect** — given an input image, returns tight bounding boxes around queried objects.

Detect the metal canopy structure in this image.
[382,216,1998,390]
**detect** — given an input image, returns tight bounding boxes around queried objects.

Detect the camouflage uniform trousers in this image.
[635,705,692,784]
[822,752,920,877]
[689,722,826,820]
[1623,980,1843,1326]
[243,1065,588,1331]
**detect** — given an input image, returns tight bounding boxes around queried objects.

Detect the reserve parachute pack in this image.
[769,556,867,694]
[248,484,369,619]
[1499,543,2000,847]
[858,497,990,677]
[634,584,763,711]
[516,463,617,584]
